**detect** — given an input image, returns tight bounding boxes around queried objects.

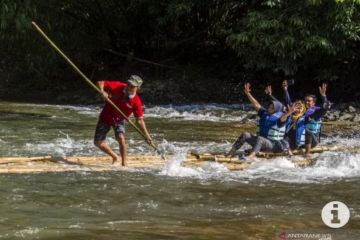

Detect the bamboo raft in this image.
[0,146,340,174]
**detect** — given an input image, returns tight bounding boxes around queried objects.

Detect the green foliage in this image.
[226,0,360,77]
[1,0,360,101]
[0,0,35,38]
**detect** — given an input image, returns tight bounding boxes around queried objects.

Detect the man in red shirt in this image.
[94,75,153,166]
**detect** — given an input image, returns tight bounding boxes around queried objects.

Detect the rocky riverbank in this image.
[324,104,360,122]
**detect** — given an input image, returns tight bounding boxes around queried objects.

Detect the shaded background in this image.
[1,0,360,104]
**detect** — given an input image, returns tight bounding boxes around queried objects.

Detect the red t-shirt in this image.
[99,80,143,126]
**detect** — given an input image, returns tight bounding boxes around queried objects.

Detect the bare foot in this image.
[241,152,256,161]
[287,149,293,156]
[112,161,124,169]
[112,160,128,170]
[246,155,256,161]
[304,153,311,159]
[112,156,121,165]
[226,148,236,157]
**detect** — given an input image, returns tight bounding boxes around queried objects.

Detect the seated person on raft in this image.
[227,82,290,160]
[277,81,331,157]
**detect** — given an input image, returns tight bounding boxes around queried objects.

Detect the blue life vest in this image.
[265,112,286,140]
[256,109,286,140]
[256,114,268,137]
[256,121,260,135]
[304,107,322,134]
[293,116,306,146]
[257,111,285,140]
[286,106,322,147]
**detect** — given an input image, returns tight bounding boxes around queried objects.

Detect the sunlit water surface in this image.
[0,101,359,239]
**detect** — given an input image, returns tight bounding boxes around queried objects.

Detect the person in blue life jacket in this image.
[278,100,306,150]
[302,83,331,157]
[272,80,306,150]
[227,82,290,160]
[277,81,331,157]
[263,81,302,152]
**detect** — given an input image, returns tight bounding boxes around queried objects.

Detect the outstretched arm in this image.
[136,118,153,145]
[244,82,262,112]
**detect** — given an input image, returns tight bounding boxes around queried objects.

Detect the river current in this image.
[0,101,359,239]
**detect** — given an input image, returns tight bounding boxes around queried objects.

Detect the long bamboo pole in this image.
[31,21,163,157]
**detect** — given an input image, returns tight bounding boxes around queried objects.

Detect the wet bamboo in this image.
[0,155,318,174]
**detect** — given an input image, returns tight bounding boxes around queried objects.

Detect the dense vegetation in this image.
[1,0,360,103]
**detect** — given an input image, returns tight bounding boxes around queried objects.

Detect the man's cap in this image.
[127,75,143,88]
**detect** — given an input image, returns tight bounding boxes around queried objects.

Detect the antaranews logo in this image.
[321,201,350,228]
[277,231,332,240]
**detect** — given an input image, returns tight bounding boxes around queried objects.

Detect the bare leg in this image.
[117,134,127,166]
[304,130,319,158]
[305,144,311,158]
[94,140,120,163]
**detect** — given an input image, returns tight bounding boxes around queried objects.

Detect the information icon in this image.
[321,201,350,228]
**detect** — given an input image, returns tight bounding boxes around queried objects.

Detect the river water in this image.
[0,101,359,239]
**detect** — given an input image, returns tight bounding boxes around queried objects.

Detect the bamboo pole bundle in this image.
[0,144,347,173]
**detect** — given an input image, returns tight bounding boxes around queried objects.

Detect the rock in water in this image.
[325,112,335,121]
[353,114,360,122]
[339,113,354,121]
[348,106,356,113]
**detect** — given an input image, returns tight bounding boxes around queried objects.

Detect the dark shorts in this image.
[305,129,319,148]
[94,120,125,141]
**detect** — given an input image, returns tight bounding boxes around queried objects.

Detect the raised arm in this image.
[264,84,281,102]
[282,80,292,106]
[306,83,331,120]
[319,83,331,109]
[244,82,262,112]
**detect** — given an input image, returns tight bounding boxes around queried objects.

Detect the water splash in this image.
[158,141,231,178]
[7,132,360,183]
[24,135,94,157]
[222,150,360,183]
[1,101,360,183]
[159,153,204,177]
[155,138,360,183]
